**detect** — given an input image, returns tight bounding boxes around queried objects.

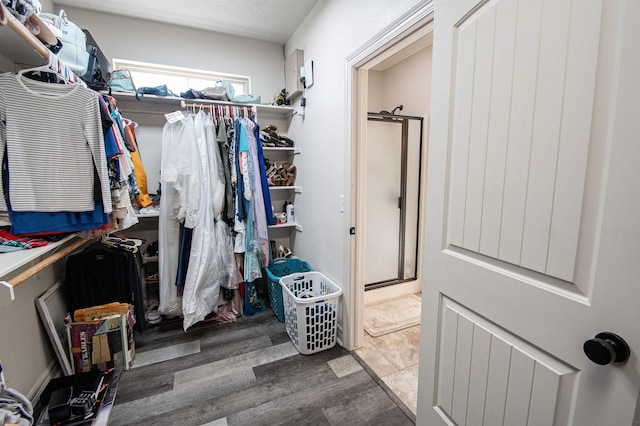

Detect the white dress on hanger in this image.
[158,115,200,317]
[181,111,217,329]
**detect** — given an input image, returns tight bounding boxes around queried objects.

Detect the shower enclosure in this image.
[364,112,424,290]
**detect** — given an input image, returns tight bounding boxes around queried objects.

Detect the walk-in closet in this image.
[3,0,632,424]
[0,1,430,423]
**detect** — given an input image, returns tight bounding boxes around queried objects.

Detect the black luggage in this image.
[81,29,112,91]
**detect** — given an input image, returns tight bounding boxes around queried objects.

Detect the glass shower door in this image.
[364,118,402,285]
[364,115,422,289]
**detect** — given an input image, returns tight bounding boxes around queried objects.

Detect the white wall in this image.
[381,46,433,118]
[284,0,424,347]
[53,6,286,101]
[0,262,65,397]
[368,70,383,113]
[40,0,55,12]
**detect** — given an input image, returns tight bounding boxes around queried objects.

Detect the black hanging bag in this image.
[81,29,112,91]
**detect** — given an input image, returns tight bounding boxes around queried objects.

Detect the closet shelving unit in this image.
[112,92,303,253]
[257,110,303,253]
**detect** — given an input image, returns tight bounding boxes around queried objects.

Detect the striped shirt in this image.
[0,73,111,213]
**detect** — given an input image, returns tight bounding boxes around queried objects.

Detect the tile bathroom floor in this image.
[354,325,420,418]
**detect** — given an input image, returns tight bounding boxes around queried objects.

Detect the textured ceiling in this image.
[53,0,319,44]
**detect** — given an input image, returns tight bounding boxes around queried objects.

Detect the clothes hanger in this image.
[17,54,70,84]
[123,118,139,129]
[100,235,139,253]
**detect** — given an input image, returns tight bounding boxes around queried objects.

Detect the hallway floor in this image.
[354,325,420,417]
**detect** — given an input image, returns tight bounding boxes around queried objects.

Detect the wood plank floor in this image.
[111,311,415,425]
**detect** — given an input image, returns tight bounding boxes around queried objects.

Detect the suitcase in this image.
[81,29,112,91]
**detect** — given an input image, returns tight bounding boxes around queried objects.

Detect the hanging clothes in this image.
[123,119,153,208]
[64,241,146,332]
[216,119,235,222]
[236,117,271,281]
[158,115,200,317]
[157,106,274,330]
[0,73,112,215]
[0,73,114,235]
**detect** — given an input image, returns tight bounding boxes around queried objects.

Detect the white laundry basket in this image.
[279,272,343,355]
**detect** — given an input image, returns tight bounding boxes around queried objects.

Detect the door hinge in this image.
[349,227,356,235]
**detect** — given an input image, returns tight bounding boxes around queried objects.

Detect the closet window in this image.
[112,58,250,96]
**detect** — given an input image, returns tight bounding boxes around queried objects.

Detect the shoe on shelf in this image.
[277,245,293,258]
[146,303,161,325]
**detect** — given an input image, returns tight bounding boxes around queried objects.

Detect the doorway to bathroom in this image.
[347,10,434,417]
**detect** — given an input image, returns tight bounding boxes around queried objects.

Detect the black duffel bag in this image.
[81,29,112,91]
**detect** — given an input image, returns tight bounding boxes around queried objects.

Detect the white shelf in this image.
[143,255,159,264]
[0,235,77,279]
[268,186,301,194]
[110,92,295,118]
[136,211,160,218]
[269,222,303,232]
[263,146,301,154]
[254,104,296,117]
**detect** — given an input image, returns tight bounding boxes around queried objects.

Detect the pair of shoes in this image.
[261,124,295,148]
[277,245,293,258]
[146,303,161,325]
[144,241,159,257]
[266,160,296,187]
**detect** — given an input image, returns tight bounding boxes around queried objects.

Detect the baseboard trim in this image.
[28,360,60,402]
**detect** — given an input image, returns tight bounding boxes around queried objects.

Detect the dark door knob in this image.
[583,332,630,365]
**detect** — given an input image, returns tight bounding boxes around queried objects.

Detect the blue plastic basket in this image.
[265,257,312,322]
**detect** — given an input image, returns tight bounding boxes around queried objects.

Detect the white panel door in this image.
[418,0,640,424]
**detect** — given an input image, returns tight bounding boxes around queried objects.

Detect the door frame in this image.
[343,0,434,350]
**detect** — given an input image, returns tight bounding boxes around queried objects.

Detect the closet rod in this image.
[180,100,254,110]
[2,7,50,59]
[7,238,90,288]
